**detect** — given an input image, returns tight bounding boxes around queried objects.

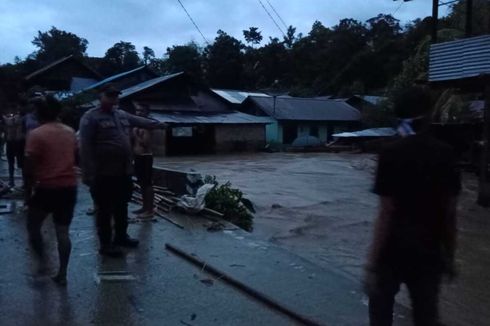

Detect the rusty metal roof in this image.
[246,96,361,121]
[429,35,490,82]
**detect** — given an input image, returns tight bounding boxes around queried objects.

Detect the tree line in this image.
[0,0,489,106]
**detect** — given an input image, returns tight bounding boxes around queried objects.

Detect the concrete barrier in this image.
[153,167,203,195]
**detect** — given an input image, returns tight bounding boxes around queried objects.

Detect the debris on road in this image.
[131,183,228,229]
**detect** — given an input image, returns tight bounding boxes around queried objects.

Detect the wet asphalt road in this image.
[0,188,297,326]
[1,152,488,325]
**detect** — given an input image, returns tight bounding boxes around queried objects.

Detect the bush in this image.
[204,176,255,231]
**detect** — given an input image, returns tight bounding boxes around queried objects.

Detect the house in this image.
[240,96,361,144]
[428,34,490,205]
[102,73,273,156]
[24,55,102,93]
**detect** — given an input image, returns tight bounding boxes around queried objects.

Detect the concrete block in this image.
[153,167,203,195]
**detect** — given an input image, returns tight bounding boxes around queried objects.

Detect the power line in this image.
[265,0,288,30]
[176,0,210,46]
[257,0,286,37]
[439,0,459,6]
[392,0,405,16]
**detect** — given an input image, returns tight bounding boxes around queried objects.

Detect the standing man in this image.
[132,103,156,219]
[365,87,461,326]
[24,95,78,285]
[79,84,167,257]
[3,108,24,187]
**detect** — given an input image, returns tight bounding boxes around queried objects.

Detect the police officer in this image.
[79,84,168,257]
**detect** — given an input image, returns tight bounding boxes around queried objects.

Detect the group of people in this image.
[14,83,458,325]
[22,83,167,285]
[0,100,40,188]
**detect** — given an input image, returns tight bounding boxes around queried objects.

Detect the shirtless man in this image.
[132,103,155,219]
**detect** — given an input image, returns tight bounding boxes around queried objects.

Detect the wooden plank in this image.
[202,208,224,218]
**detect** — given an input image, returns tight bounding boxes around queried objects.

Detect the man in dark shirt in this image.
[365,87,461,326]
[79,84,168,257]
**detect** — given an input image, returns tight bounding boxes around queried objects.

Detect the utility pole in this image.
[432,0,439,43]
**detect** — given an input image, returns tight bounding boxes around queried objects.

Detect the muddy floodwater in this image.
[157,152,490,326]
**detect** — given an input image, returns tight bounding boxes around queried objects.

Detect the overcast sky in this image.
[0,0,451,63]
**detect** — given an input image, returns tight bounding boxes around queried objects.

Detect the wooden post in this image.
[478,84,490,206]
[432,0,439,43]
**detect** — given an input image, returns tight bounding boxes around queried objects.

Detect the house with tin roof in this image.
[428,34,490,205]
[83,72,273,156]
[240,96,361,145]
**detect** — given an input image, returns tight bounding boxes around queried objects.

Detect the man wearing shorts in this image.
[132,103,155,219]
[24,95,77,285]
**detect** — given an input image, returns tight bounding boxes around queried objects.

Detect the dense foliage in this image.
[204,176,255,232]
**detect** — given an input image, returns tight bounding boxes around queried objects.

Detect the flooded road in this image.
[157,152,490,326]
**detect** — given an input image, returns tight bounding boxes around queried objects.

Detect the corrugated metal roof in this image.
[247,96,361,121]
[25,55,102,81]
[211,89,269,104]
[150,111,274,124]
[429,35,490,82]
[119,72,184,99]
[333,128,396,138]
[82,66,152,91]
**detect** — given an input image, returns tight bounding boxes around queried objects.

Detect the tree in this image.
[358,14,404,91]
[389,36,430,99]
[443,0,490,36]
[100,41,141,76]
[304,19,369,94]
[254,37,289,89]
[164,42,203,79]
[203,30,244,88]
[32,26,88,64]
[283,25,298,49]
[142,46,155,65]
[366,14,401,48]
[288,21,332,95]
[243,27,263,48]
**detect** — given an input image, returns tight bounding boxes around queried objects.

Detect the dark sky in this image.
[0,0,450,63]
